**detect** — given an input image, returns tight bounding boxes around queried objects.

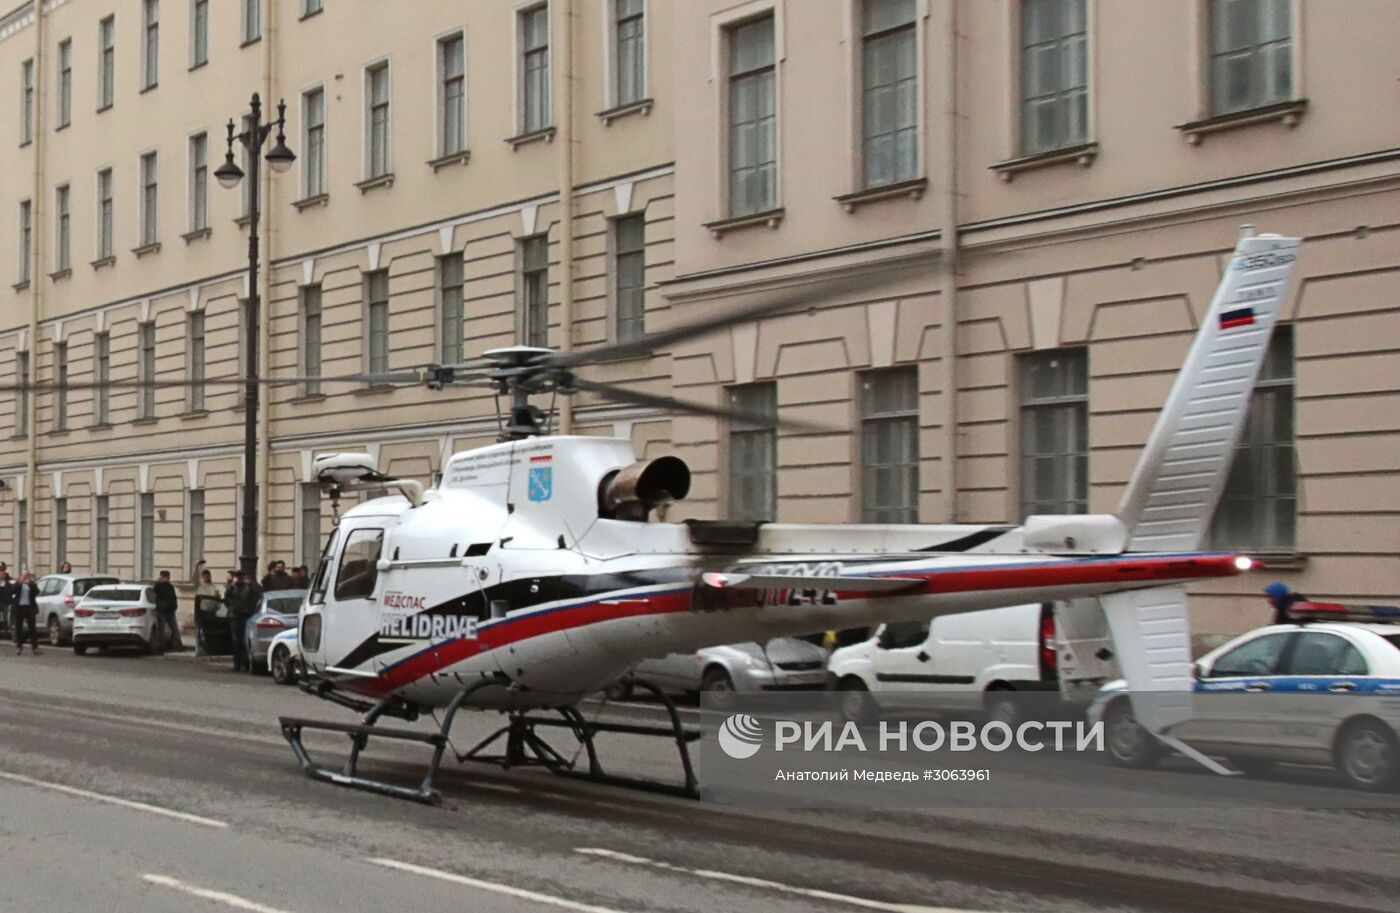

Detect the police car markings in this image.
[573,847,998,913]
[0,769,228,829]
[143,874,297,913]
[368,857,630,913]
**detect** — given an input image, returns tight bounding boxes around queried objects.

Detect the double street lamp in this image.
[215,92,294,579]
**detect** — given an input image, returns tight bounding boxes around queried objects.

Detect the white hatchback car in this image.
[35,573,120,646]
[1092,603,1400,791]
[72,584,160,655]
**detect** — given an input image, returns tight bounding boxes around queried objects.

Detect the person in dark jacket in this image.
[225,572,264,672]
[0,565,17,639]
[13,571,40,655]
[261,560,294,591]
[152,570,183,653]
[1265,581,1307,625]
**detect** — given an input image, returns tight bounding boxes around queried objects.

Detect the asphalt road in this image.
[0,649,1397,913]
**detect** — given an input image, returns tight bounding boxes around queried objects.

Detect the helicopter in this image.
[4,232,1300,803]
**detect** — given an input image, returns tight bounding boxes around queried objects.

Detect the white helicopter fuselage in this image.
[299,436,1240,711]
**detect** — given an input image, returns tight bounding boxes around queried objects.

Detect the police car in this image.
[1091,602,1400,791]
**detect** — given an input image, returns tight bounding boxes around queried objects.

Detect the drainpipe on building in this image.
[256,1,278,566]
[25,0,48,571]
[937,0,959,522]
[556,0,575,435]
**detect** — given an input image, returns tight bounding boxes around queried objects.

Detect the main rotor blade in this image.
[541,270,902,370]
[564,375,834,432]
[0,369,442,392]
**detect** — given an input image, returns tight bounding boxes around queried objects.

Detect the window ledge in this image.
[289,392,327,404]
[132,416,158,426]
[505,127,556,149]
[299,7,323,21]
[90,422,113,432]
[1246,551,1308,572]
[293,192,329,211]
[353,384,396,397]
[234,214,253,229]
[91,255,116,270]
[427,150,471,172]
[48,268,72,282]
[12,280,31,292]
[991,142,1099,182]
[355,173,395,193]
[834,177,928,212]
[132,242,162,258]
[240,37,262,50]
[179,409,210,421]
[96,103,112,115]
[50,429,69,438]
[189,60,208,73]
[182,227,212,243]
[9,433,26,440]
[55,121,70,133]
[1176,100,1308,145]
[19,139,32,149]
[703,208,785,238]
[140,82,158,94]
[597,98,653,125]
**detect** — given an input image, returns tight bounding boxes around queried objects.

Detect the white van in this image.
[827,599,1116,724]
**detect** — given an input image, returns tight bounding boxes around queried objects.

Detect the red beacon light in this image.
[1289,601,1400,625]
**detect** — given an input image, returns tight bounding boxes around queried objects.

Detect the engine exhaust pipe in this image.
[600,457,691,520]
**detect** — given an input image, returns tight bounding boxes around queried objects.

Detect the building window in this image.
[302,0,323,16]
[18,200,32,283]
[727,382,777,522]
[365,270,390,376]
[240,114,254,217]
[1209,0,1292,116]
[138,322,156,419]
[519,4,550,133]
[99,16,115,109]
[303,87,325,197]
[16,499,27,572]
[861,0,918,187]
[726,16,777,217]
[237,298,251,392]
[142,0,159,90]
[519,235,549,348]
[21,58,34,145]
[300,284,322,396]
[189,132,208,231]
[54,341,68,431]
[188,310,205,412]
[139,492,155,581]
[191,0,209,67]
[187,488,205,575]
[438,255,464,365]
[57,38,72,129]
[94,332,110,425]
[860,367,919,523]
[613,214,645,342]
[1020,0,1088,155]
[242,0,261,45]
[97,168,114,259]
[1018,348,1088,517]
[15,351,28,437]
[94,494,110,573]
[438,33,466,156]
[55,185,71,272]
[1211,327,1295,550]
[299,482,321,568]
[140,152,159,246]
[364,62,391,179]
[614,0,645,107]
[53,498,67,567]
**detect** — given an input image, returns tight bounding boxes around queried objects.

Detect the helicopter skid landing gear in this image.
[455,678,700,799]
[280,677,700,803]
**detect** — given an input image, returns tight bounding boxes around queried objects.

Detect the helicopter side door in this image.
[301,525,386,676]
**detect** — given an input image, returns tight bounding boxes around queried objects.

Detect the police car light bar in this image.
[1289,601,1400,625]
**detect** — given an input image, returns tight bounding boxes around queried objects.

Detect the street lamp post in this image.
[215,92,295,580]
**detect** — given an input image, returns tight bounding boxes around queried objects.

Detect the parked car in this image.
[267,627,302,685]
[245,590,306,674]
[1091,604,1400,791]
[609,637,829,699]
[828,602,1060,725]
[36,573,120,645]
[72,585,159,655]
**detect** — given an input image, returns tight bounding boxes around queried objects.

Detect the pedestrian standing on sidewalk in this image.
[153,570,183,653]
[193,568,222,657]
[13,571,40,655]
[0,565,16,639]
[226,571,263,672]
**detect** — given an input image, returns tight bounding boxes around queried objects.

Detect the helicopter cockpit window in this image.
[308,529,338,604]
[333,528,384,601]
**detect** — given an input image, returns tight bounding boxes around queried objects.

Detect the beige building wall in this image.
[1,0,1398,640]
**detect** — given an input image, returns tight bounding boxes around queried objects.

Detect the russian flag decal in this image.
[1219,306,1256,330]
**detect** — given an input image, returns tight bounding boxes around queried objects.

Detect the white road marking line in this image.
[143,874,296,913]
[574,848,998,913]
[369,857,631,913]
[468,781,524,794]
[0,770,228,829]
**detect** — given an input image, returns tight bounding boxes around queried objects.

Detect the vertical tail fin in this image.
[1117,233,1302,552]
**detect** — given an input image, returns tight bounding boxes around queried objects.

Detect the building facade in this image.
[1,0,1398,640]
